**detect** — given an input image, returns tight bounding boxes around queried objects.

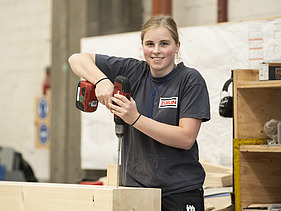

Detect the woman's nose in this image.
[152,45,160,53]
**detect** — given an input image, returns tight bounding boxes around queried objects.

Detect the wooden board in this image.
[245,203,281,210]
[239,146,281,209]
[0,181,161,211]
[201,161,232,188]
[240,145,281,153]
[204,194,233,211]
[204,173,232,188]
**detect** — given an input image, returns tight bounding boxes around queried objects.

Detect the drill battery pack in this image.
[76,81,98,112]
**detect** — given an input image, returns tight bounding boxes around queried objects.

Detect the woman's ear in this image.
[176,41,181,54]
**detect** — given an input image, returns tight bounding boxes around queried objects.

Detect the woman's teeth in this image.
[153,57,163,60]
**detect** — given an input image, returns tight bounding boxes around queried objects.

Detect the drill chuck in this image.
[115,124,125,138]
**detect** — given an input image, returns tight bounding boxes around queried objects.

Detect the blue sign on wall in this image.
[37,97,49,120]
[38,123,50,145]
[0,165,6,181]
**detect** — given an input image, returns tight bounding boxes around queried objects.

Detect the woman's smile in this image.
[152,56,164,61]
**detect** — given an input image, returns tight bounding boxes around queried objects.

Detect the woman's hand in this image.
[108,94,140,125]
[94,79,114,110]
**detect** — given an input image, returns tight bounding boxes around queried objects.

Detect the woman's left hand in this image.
[108,94,140,125]
[109,94,201,150]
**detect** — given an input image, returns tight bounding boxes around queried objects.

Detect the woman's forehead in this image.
[143,26,173,40]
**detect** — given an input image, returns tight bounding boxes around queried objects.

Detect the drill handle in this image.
[113,75,131,125]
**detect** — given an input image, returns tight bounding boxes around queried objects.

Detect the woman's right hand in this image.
[95,78,114,110]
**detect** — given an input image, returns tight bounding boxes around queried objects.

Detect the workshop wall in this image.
[173,0,281,28]
[0,0,52,181]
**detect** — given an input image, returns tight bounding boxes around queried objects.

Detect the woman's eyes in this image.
[145,42,169,46]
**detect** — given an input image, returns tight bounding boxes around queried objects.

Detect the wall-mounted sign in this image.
[35,91,51,149]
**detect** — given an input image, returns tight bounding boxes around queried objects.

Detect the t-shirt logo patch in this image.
[159,97,178,108]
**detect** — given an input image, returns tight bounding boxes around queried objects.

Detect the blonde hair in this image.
[141,14,179,45]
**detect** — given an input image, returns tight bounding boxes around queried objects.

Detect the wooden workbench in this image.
[0,181,161,211]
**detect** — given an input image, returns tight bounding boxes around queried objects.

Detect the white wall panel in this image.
[0,0,52,181]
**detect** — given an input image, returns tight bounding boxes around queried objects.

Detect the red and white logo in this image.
[159,97,178,108]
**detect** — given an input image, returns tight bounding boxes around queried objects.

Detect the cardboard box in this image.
[259,62,281,80]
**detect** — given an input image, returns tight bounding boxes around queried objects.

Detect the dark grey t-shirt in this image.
[95,54,210,196]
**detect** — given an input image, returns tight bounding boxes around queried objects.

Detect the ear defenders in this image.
[219,74,233,118]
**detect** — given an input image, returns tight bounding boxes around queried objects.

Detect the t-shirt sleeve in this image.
[95,54,128,82]
[179,71,210,122]
[95,54,146,84]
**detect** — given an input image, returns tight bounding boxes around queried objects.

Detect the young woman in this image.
[69,14,210,211]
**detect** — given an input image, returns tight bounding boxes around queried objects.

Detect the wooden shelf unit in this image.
[233,69,281,211]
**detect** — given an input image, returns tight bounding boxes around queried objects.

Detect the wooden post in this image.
[217,0,228,23]
[107,164,122,187]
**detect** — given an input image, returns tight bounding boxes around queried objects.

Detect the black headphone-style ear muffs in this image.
[219,72,233,118]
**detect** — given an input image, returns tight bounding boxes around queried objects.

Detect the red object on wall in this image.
[43,67,51,95]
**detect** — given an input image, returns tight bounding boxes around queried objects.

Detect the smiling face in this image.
[142,26,180,77]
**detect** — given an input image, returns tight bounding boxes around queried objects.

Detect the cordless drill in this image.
[75,76,131,122]
[113,76,131,138]
[112,76,130,188]
[76,76,131,187]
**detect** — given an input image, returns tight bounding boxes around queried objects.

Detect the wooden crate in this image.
[0,181,161,211]
[239,145,281,209]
